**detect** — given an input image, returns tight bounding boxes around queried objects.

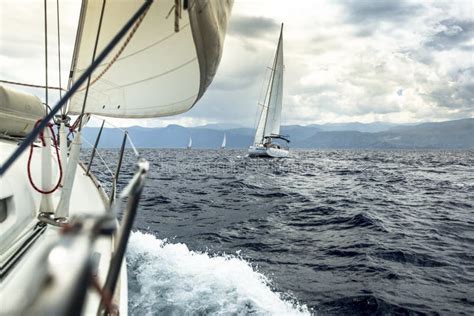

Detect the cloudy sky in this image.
[1,0,473,127]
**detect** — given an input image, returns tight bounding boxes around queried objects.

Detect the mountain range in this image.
[82,118,474,149]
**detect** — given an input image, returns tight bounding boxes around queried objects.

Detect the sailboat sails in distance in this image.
[248,23,289,158]
[221,133,226,149]
[187,136,193,149]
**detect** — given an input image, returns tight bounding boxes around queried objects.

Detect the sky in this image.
[1,0,473,128]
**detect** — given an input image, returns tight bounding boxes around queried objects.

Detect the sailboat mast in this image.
[261,23,283,142]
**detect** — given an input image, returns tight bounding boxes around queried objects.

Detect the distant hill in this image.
[312,122,402,133]
[82,118,474,149]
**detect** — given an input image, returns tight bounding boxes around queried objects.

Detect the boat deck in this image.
[0,138,127,315]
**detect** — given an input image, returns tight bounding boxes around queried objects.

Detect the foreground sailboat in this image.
[248,24,289,158]
[0,0,232,314]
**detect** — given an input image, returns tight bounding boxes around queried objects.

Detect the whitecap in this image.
[127,231,310,315]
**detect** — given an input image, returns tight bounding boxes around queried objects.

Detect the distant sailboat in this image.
[248,23,289,158]
[221,133,226,149]
[187,136,193,149]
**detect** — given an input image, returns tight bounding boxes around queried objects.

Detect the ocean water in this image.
[85,149,474,315]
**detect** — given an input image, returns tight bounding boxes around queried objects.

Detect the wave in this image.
[127,231,310,315]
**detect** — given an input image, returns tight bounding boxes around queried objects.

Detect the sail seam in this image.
[102,57,197,91]
[77,24,191,71]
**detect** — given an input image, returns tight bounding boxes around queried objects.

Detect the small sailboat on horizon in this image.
[249,23,289,158]
[187,136,193,149]
[221,133,227,149]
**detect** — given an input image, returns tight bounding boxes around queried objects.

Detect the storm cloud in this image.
[228,15,280,38]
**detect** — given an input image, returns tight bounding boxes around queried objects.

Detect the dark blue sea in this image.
[85,149,474,315]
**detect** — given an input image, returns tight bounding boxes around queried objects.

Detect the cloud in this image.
[228,15,280,38]
[340,0,422,24]
[424,19,474,51]
[338,0,423,36]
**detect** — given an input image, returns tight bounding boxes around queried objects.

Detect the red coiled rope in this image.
[27,120,63,194]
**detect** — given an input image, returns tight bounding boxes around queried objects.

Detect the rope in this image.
[27,120,63,194]
[79,3,152,92]
[0,80,66,91]
[69,115,82,133]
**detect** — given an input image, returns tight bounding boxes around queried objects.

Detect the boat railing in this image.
[81,117,140,207]
[20,157,149,315]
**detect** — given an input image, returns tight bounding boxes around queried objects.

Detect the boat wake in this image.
[127,231,310,315]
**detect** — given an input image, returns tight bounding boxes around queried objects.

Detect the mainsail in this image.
[254,24,284,145]
[67,0,233,118]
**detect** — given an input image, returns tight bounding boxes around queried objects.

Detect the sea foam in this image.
[127,231,310,315]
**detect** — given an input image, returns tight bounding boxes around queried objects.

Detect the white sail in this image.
[187,136,192,149]
[253,24,284,145]
[253,100,268,145]
[221,133,226,148]
[265,28,284,136]
[67,0,233,118]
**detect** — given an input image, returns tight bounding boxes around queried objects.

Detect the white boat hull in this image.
[0,138,128,315]
[248,146,289,158]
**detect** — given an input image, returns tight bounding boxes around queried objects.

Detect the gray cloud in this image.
[426,67,474,110]
[341,0,422,23]
[228,15,280,38]
[212,65,263,91]
[424,19,474,51]
[338,0,422,36]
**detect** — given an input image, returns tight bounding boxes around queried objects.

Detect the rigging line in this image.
[99,118,127,133]
[0,80,65,91]
[78,3,152,93]
[56,0,63,112]
[126,134,140,157]
[81,135,114,178]
[44,0,48,115]
[90,116,140,156]
[78,0,107,131]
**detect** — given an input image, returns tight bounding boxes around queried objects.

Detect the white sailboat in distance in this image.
[249,23,289,158]
[221,133,227,149]
[187,136,193,149]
